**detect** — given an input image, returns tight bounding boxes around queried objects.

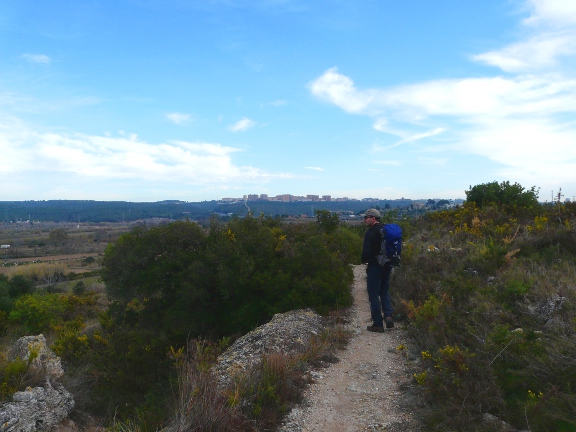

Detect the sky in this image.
[1,0,575,202]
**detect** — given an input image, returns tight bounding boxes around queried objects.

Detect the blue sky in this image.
[1,0,575,202]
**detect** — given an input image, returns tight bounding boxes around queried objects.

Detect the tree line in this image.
[1,198,425,223]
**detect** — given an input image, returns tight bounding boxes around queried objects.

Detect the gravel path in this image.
[279,265,427,432]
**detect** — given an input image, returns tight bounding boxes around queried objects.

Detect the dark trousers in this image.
[366,262,393,327]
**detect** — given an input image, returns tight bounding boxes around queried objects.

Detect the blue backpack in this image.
[376,223,402,267]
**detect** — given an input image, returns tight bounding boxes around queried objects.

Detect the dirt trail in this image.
[279,265,426,432]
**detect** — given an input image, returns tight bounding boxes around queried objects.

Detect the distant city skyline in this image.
[1,1,575,202]
[220,193,459,203]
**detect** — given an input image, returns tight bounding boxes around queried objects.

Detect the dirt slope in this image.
[279,265,427,432]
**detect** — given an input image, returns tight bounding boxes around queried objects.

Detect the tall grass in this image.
[164,341,250,432]
[9,262,69,285]
[164,323,351,432]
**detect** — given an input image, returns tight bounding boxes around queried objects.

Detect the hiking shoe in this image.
[385,319,395,329]
[367,325,385,333]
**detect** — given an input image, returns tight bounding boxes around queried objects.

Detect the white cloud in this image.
[311,68,576,188]
[312,69,576,121]
[473,0,576,72]
[310,67,377,114]
[0,93,100,115]
[0,120,290,188]
[229,117,257,132]
[309,0,576,195]
[524,0,576,27]
[20,54,51,65]
[304,166,324,171]
[388,128,446,149]
[166,112,193,124]
[462,118,576,186]
[473,31,576,72]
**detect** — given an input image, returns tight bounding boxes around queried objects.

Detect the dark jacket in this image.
[361,223,383,264]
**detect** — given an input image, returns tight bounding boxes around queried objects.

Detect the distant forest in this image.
[0,199,438,223]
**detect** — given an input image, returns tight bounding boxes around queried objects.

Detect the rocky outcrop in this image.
[527,294,567,323]
[213,309,324,385]
[0,335,74,432]
[8,335,64,382]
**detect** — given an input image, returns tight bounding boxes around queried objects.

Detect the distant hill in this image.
[0,198,463,223]
[1,200,213,223]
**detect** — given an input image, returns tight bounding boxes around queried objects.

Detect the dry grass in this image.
[8,262,69,285]
[164,341,251,432]
[164,322,352,432]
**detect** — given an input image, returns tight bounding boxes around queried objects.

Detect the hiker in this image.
[361,208,394,333]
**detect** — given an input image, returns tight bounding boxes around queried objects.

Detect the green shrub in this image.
[9,293,68,334]
[0,356,28,401]
[314,209,340,234]
[51,318,90,361]
[7,275,34,298]
[465,181,539,212]
[397,187,576,430]
[326,226,363,265]
[87,216,358,427]
[0,346,51,402]
[73,281,86,295]
[101,217,354,338]
[0,275,36,315]
[8,292,99,335]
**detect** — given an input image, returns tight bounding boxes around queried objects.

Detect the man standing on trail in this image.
[361,208,394,333]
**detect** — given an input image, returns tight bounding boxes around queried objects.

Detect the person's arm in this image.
[361,231,374,264]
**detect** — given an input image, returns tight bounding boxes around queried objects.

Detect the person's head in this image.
[363,208,380,226]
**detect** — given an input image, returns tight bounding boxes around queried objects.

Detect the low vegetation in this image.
[0,181,573,432]
[161,321,350,432]
[0,213,359,429]
[392,182,576,431]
